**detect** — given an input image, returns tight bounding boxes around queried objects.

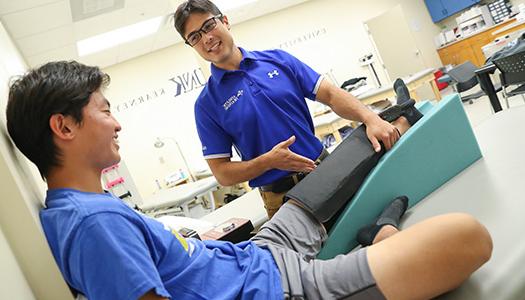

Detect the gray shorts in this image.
[252,202,385,300]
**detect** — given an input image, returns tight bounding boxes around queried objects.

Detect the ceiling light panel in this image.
[77,15,163,56]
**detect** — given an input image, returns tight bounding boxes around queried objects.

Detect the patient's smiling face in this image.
[74,90,122,170]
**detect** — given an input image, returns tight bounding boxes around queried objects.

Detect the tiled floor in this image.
[439,85,525,128]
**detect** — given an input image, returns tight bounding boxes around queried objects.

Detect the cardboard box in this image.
[201,218,254,243]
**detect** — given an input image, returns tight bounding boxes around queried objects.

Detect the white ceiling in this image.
[0,0,310,68]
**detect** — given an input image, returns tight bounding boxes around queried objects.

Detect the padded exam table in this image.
[140,176,219,217]
[310,94,525,299]
[354,68,441,105]
[405,105,525,300]
[313,68,441,144]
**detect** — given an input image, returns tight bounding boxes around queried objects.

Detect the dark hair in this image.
[174,0,223,38]
[5,61,110,179]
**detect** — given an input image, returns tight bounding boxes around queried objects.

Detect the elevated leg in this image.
[318,94,483,259]
[367,213,492,300]
[286,101,421,222]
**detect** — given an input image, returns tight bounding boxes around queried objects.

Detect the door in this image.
[365,5,426,81]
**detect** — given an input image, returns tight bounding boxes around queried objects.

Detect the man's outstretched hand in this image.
[264,136,316,173]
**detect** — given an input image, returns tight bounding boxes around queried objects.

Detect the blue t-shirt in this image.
[195,48,324,187]
[40,189,283,300]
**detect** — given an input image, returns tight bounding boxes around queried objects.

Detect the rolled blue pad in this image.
[318,94,482,259]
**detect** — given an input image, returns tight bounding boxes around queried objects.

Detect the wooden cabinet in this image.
[469,33,493,65]
[437,19,525,67]
[438,41,477,66]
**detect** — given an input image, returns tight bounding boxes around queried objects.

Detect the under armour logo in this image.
[267,70,279,78]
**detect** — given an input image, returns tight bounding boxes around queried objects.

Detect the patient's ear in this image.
[49,114,76,140]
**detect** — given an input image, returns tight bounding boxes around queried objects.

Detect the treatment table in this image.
[313,94,525,299]
[314,68,441,143]
[140,176,219,217]
[406,105,525,300]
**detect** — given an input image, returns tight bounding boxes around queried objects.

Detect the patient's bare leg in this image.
[393,116,410,135]
[372,225,398,244]
[367,213,492,300]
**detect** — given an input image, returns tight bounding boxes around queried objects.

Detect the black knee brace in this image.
[285,125,383,222]
[285,102,423,223]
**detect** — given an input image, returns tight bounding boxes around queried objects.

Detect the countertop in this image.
[437,17,516,50]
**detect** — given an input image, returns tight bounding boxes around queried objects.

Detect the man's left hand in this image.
[364,116,400,152]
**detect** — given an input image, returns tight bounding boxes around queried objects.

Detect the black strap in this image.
[378,99,422,126]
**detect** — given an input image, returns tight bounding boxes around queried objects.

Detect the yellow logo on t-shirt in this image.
[171,229,189,251]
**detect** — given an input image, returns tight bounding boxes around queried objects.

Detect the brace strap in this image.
[378,99,422,126]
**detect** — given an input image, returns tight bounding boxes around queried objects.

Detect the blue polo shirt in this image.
[195,48,324,187]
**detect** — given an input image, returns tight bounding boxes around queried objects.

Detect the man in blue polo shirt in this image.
[174,0,408,218]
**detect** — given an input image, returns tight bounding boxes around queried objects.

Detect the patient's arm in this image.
[139,290,169,300]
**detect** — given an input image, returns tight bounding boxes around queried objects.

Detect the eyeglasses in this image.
[185,15,222,46]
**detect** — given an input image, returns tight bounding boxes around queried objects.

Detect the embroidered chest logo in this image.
[267,70,279,78]
[223,89,244,111]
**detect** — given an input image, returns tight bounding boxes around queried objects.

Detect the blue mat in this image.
[319,94,482,259]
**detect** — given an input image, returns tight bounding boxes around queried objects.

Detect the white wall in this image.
[0,21,72,300]
[0,228,35,300]
[232,0,442,86]
[231,0,441,97]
